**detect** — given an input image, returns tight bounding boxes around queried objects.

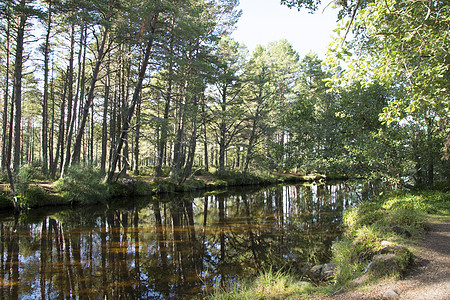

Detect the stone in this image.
[383,288,400,299]
[367,254,403,277]
[309,263,335,279]
[310,264,323,277]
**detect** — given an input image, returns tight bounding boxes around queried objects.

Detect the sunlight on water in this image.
[0,182,380,299]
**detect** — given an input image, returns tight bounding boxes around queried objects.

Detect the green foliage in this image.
[152,178,177,193]
[331,240,360,285]
[349,226,383,262]
[14,167,32,197]
[208,267,313,300]
[20,186,48,209]
[326,0,450,159]
[54,165,110,204]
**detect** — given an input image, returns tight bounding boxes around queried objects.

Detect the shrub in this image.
[20,186,48,208]
[54,165,110,204]
[15,167,32,197]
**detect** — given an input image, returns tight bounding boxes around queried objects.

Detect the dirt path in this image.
[330,219,450,300]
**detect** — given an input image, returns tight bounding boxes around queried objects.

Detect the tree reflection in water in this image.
[0,181,381,298]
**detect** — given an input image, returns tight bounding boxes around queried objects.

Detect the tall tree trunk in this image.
[75,24,87,136]
[49,73,55,171]
[90,103,94,164]
[426,116,434,185]
[201,97,209,172]
[109,88,117,166]
[133,97,141,175]
[107,13,159,182]
[100,67,110,173]
[12,0,27,172]
[51,70,68,179]
[61,24,76,173]
[1,2,11,170]
[172,93,186,174]
[70,22,111,166]
[156,20,174,177]
[41,1,52,174]
[244,109,259,175]
[182,96,199,182]
[218,85,227,171]
[120,52,131,177]
[156,63,173,177]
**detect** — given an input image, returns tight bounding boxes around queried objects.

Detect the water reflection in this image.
[0,182,380,299]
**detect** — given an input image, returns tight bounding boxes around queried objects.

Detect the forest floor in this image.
[324,216,450,300]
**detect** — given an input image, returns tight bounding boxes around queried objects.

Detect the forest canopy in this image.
[0,0,448,192]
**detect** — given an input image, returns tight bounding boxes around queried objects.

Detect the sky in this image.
[231,0,339,58]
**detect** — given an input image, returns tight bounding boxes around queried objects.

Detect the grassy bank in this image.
[208,184,450,299]
[0,166,326,210]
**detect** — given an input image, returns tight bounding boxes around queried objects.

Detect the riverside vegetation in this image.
[209,182,450,299]
[0,163,325,210]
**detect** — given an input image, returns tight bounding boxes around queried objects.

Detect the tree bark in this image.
[41,1,52,174]
[156,22,174,177]
[12,0,27,171]
[133,96,141,175]
[51,69,68,178]
[182,95,199,182]
[70,21,110,166]
[201,97,209,172]
[62,24,76,172]
[107,13,159,182]
[1,1,11,170]
[100,67,110,173]
[218,85,227,171]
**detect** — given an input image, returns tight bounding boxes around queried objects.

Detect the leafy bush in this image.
[15,167,32,196]
[54,165,110,204]
[20,186,48,208]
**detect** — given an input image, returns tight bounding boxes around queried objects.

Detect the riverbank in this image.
[0,166,328,210]
[208,185,450,299]
[329,216,449,299]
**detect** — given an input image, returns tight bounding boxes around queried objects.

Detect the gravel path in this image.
[329,220,450,300]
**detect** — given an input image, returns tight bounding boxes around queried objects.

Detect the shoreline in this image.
[0,171,342,211]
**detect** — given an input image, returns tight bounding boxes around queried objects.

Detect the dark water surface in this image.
[0,182,381,299]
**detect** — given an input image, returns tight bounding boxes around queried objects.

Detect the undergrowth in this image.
[54,165,110,204]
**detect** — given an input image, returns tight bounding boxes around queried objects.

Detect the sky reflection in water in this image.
[0,182,380,299]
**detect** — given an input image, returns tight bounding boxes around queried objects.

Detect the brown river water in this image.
[0,182,381,299]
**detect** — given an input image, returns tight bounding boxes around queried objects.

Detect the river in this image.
[0,181,381,299]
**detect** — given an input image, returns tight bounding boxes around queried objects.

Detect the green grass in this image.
[208,267,314,300]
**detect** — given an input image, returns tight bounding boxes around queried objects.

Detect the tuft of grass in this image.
[208,268,313,300]
[54,165,110,204]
